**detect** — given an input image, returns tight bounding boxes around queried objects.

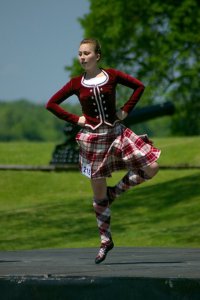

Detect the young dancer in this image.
[46,38,161,264]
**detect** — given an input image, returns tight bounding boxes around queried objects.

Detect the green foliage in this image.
[67,0,200,135]
[0,100,81,142]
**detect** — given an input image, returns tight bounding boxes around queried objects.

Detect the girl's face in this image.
[78,43,100,71]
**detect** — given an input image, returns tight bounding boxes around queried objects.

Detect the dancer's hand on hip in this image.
[78,116,86,127]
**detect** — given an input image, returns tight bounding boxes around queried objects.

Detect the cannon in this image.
[124,101,175,126]
[50,124,80,165]
[50,101,175,165]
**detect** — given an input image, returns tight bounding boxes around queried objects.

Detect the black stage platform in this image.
[0,247,200,299]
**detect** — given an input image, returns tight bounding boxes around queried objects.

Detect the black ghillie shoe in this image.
[95,240,114,264]
[107,186,116,205]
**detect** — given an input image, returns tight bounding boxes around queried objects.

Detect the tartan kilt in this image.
[75,123,161,179]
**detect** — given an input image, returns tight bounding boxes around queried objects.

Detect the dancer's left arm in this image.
[115,69,145,120]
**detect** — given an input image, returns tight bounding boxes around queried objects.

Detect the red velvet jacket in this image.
[46,68,145,130]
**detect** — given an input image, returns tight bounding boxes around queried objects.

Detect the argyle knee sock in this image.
[110,169,150,199]
[93,198,112,244]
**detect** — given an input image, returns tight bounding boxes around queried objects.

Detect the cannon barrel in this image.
[124,101,175,126]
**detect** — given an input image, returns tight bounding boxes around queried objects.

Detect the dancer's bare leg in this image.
[142,162,159,178]
[90,178,107,200]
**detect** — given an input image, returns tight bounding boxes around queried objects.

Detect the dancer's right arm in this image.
[46,80,80,125]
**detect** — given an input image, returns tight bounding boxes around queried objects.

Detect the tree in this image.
[67,0,200,135]
[0,100,81,141]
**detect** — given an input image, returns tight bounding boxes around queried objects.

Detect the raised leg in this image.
[108,162,159,202]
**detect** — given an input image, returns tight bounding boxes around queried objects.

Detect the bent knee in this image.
[143,162,159,178]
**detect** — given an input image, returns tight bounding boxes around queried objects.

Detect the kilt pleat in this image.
[75,123,161,179]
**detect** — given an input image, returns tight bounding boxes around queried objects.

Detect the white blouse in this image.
[83,74,107,86]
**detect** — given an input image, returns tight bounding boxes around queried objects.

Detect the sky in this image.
[0,0,89,103]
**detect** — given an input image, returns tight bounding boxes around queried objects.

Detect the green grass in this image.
[154,137,200,166]
[0,142,55,165]
[0,137,200,250]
